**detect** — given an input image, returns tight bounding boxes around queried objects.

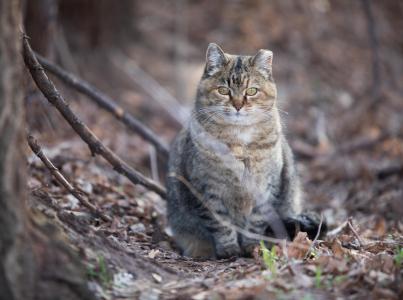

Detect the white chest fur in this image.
[233,126,257,145]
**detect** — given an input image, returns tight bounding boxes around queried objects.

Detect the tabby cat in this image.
[167,43,325,258]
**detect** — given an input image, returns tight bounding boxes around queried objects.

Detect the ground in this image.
[26,67,403,299]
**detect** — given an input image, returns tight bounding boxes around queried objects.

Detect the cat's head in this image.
[195,43,277,126]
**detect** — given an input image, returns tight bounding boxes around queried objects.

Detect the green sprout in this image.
[87,255,112,287]
[334,275,347,285]
[315,266,323,288]
[260,240,278,275]
[394,247,403,268]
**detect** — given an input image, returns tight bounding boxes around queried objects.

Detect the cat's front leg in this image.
[213,227,241,258]
[201,196,241,258]
[209,225,241,258]
[238,217,269,257]
[239,211,289,256]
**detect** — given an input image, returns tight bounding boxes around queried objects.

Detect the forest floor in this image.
[26,68,403,299]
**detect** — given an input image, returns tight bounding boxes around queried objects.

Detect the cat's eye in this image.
[217,86,230,95]
[245,87,258,96]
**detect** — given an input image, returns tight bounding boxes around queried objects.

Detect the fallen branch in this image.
[348,217,365,247]
[23,36,167,199]
[27,134,112,222]
[36,53,169,159]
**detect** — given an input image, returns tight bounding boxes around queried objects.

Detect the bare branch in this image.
[27,134,112,222]
[23,36,167,199]
[35,53,170,159]
[113,53,189,126]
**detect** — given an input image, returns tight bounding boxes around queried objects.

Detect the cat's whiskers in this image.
[194,112,221,128]
[274,107,289,116]
[193,106,227,127]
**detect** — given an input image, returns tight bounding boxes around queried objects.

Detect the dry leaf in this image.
[287,232,311,259]
[373,218,387,237]
[315,256,348,274]
[331,239,346,259]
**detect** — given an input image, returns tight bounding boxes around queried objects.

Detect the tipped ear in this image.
[252,49,273,79]
[205,43,227,76]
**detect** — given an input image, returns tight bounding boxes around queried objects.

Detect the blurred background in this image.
[24,0,403,224]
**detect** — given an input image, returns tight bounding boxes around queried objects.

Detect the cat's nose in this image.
[232,100,244,111]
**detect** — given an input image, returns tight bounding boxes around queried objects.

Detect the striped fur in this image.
[167,44,303,258]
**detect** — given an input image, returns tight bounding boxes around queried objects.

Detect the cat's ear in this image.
[252,49,273,79]
[205,43,227,76]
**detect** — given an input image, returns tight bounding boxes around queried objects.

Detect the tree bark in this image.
[0,0,34,298]
[0,1,94,299]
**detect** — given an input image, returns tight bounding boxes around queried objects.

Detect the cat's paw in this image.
[215,243,241,259]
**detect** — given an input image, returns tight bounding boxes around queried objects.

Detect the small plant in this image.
[260,240,278,275]
[394,247,403,268]
[87,255,112,287]
[334,275,347,285]
[314,266,323,288]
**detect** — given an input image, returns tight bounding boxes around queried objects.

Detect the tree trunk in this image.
[24,0,59,59]
[0,0,34,298]
[0,1,94,299]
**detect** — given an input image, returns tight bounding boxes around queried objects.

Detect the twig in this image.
[35,53,169,159]
[23,36,167,199]
[304,213,324,259]
[113,53,189,126]
[27,134,112,222]
[149,145,159,182]
[348,217,364,247]
[326,220,349,238]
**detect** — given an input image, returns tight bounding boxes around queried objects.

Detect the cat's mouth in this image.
[224,110,248,117]
[219,109,270,126]
[221,110,255,125]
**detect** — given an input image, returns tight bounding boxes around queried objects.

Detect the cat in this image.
[166,43,326,258]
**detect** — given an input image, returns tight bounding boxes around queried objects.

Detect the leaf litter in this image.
[27,98,403,299]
